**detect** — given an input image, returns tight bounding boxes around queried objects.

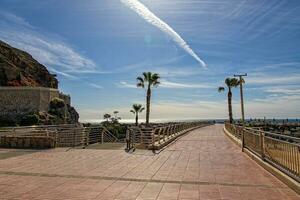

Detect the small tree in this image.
[113,111,119,118]
[103,113,111,122]
[130,104,145,126]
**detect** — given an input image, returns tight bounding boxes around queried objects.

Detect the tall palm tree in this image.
[130,104,145,126]
[137,72,160,125]
[218,78,239,124]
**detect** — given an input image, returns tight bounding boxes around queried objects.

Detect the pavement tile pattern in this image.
[0,125,299,200]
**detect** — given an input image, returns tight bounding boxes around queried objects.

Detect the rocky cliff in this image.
[0,40,58,88]
[0,40,79,126]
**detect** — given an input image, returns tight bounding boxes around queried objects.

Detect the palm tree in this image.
[137,72,160,125]
[218,78,239,124]
[103,113,111,122]
[130,104,145,126]
[113,111,119,119]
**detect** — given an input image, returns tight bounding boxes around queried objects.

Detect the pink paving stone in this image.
[179,184,199,199]
[157,183,181,200]
[0,125,299,200]
[115,182,146,200]
[219,185,242,200]
[95,180,130,200]
[136,182,163,200]
[199,185,221,200]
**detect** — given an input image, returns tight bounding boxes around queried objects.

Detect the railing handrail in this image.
[244,127,300,143]
[225,122,300,183]
[127,121,214,149]
[0,124,119,147]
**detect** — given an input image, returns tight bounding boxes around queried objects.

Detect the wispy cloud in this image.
[264,87,300,95]
[247,74,300,85]
[0,11,99,76]
[89,83,103,89]
[160,80,213,89]
[118,80,213,89]
[120,0,206,68]
[47,67,78,80]
[117,81,137,88]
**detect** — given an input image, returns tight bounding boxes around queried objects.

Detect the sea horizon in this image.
[80,118,300,124]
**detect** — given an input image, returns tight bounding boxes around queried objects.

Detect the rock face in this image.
[0,41,79,126]
[0,40,58,88]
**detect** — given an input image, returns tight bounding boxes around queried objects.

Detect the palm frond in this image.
[231,78,239,87]
[139,107,145,113]
[137,76,145,88]
[137,82,144,88]
[132,104,144,113]
[225,78,239,88]
[152,73,160,80]
[137,76,144,82]
[142,72,150,81]
[218,87,225,93]
[152,81,160,87]
[130,110,135,114]
[239,77,245,84]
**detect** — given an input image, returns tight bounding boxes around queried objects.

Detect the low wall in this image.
[0,87,71,120]
[0,136,56,149]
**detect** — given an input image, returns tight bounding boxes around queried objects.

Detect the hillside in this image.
[0,40,58,88]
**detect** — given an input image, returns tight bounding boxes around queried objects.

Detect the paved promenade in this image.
[0,125,299,200]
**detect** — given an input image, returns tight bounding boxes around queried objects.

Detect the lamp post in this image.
[234,73,247,125]
[234,73,247,151]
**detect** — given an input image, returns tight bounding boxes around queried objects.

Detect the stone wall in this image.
[0,136,56,149]
[0,87,69,120]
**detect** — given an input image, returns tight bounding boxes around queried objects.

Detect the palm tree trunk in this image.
[228,89,233,124]
[146,85,151,125]
[135,113,138,126]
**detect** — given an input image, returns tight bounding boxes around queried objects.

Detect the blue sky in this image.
[0,0,299,122]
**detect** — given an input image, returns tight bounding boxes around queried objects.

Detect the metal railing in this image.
[85,126,118,145]
[225,123,300,182]
[0,124,117,148]
[127,121,213,150]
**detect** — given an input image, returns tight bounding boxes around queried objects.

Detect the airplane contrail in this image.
[120,0,207,68]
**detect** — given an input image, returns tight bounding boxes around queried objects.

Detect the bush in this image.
[50,98,65,109]
[20,114,39,126]
[102,122,127,139]
[0,117,16,127]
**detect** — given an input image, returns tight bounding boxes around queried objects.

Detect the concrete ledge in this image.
[223,126,300,195]
[0,86,58,91]
[223,127,242,147]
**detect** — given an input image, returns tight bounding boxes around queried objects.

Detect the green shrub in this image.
[102,122,127,139]
[20,114,39,126]
[50,98,65,109]
[0,117,16,127]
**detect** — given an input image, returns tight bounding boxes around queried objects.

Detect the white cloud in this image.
[264,88,300,95]
[118,80,213,89]
[0,11,99,76]
[117,81,137,88]
[47,67,78,80]
[120,0,206,68]
[247,74,300,85]
[89,83,103,89]
[160,80,213,89]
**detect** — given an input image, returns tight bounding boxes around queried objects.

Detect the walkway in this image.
[0,125,298,199]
